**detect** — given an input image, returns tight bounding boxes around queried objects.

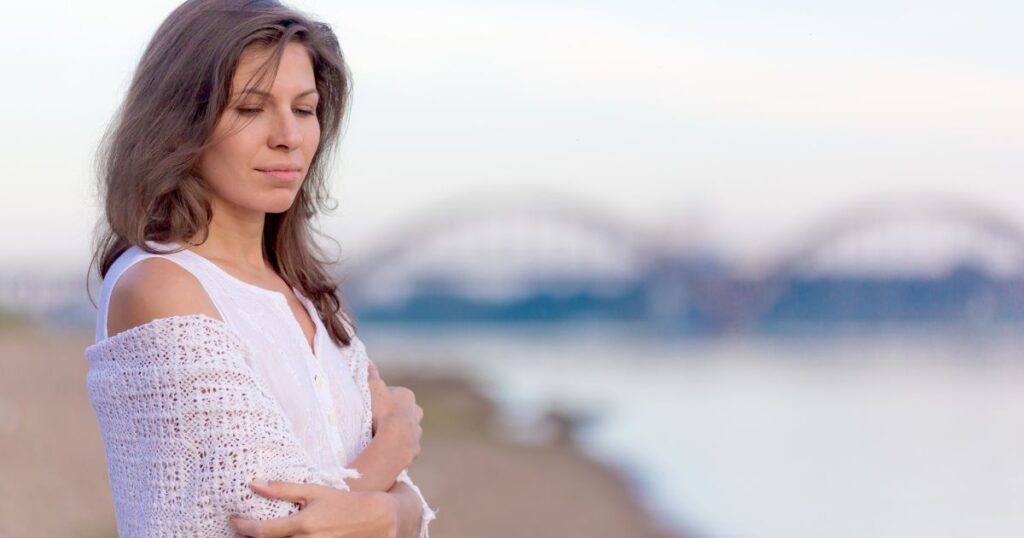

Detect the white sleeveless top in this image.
[86,240,436,536]
[94,240,370,470]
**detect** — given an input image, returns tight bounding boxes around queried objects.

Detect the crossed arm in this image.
[232,362,432,538]
[349,434,431,538]
[230,404,428,537]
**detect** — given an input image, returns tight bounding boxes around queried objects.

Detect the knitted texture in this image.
[85,314,359,537]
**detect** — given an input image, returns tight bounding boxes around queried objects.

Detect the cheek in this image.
[199,138,256,196]
[305,123,321,157]
[209,134,257,174]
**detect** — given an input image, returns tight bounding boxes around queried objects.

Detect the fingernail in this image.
[251,478,269,488]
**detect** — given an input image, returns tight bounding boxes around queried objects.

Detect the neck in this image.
[185,198,269,272]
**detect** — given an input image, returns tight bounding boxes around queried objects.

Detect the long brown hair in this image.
[89,0,356,345]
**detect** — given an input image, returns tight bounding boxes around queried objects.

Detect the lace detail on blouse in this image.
[85,314,359,537]
[345,336,375,454]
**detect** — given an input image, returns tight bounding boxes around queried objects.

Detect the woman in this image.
[84,0,436,536]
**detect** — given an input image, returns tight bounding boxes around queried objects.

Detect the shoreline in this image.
[384,368,689,538]
[0,324,685,537]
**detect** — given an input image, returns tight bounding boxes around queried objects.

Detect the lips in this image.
[256,165,302,172]
[256,167,302,181]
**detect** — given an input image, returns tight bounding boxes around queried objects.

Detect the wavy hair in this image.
[89,0,355,345]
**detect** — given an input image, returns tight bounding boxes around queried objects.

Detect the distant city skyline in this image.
[2,0,1021,267]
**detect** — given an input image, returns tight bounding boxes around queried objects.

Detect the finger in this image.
[369,360,387,384]
[249,479,317,506]
[390,386,414,403]
[230,514,303,538]
[369,377,388,391]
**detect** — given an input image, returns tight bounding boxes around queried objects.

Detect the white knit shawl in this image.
[85,314,434,537]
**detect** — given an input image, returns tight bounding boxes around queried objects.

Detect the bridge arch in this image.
[343,190,660,307]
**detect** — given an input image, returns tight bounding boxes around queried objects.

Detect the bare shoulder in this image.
[106,256,222,338]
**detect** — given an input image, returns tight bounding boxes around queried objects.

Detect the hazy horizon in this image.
[3,0,1021,268]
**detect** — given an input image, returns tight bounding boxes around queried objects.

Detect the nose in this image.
[268,108,303,149]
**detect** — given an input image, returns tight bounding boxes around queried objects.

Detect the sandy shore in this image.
[0,323,681,538]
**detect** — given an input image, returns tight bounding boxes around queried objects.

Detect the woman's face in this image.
[197,41,321,217]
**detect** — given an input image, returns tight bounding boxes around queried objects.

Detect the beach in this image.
[0,322,678,538]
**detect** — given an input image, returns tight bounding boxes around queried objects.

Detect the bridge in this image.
[4,192,1023,332]
[341,192,1024,331]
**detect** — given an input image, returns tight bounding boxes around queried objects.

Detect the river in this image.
[363,323,1024,538]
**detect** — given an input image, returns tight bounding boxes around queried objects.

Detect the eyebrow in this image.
[235,88,319,99]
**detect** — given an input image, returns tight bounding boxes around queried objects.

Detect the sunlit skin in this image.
[186,41,320,295]
[198,41,321,218]
[180,41,425,538]
[185,41,324,350]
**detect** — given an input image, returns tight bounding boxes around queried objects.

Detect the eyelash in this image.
[237,107,316,116]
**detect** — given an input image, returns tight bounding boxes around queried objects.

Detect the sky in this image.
[1,0,1022,269]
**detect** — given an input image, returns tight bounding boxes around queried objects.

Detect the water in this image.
[363,324,1024,538]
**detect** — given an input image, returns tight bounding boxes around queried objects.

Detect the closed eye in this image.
[237,108,316,116]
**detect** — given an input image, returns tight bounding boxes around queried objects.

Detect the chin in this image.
[265,202,298,214]
[261,193,301,215]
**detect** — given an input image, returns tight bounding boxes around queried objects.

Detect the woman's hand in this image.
[367,361,424,468]
[367,361,390,436]
[230,480,397,538]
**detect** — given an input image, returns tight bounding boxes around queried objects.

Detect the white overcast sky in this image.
[1,0,1022,268]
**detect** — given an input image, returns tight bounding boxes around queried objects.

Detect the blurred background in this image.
[2,0,1023,537]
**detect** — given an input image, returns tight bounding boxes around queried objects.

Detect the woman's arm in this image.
[233,472,425,538]
[237,362,435,537]
[324,360,437,536]
[345,421,414,492]
[232,482,398,538]
[388,480,425,538]
[344,363,424,492]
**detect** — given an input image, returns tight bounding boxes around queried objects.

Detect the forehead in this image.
[233,41,315,93]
